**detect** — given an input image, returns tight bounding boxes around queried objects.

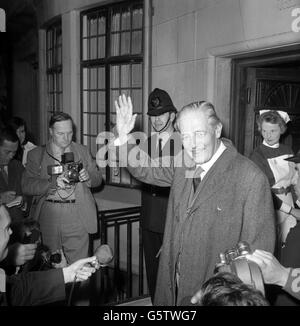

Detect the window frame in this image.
[80,0,144,188]
[45,19,63,118]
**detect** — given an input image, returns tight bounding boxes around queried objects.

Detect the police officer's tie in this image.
[158,138,162,167]
[193,166,204,192]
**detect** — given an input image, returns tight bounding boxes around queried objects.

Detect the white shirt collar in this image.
[263,140,279,149]
[197,140,226,178]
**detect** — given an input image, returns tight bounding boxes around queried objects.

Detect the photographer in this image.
[0,205,97,306]
[22,112,102,264]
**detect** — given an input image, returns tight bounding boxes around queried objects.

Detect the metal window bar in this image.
[90,206,146,305]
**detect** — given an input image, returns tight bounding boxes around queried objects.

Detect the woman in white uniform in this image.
[250,110,297,248]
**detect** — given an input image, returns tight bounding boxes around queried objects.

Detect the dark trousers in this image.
[142,228,163,302]
[275,223,300,306]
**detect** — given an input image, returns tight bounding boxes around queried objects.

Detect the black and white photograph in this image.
[0,0,300,317]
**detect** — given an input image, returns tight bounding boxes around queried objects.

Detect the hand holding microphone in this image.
[90,244,114,269]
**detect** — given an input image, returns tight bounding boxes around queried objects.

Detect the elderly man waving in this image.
[112,95,275,306]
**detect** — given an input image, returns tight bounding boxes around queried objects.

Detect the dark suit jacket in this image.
[0,159,25,223]
[0,269,65,306]
[21,142,102,233]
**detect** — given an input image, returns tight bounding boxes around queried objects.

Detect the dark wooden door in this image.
[243,67,300,157]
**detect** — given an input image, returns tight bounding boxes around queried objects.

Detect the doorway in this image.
[231,50,300,157]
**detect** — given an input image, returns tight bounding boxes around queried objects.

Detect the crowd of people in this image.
[0,89,300,306]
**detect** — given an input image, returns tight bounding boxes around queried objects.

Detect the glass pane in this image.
[98,67,105,89]
[97,114,106,133]
[132,89,142,113]
[83,114,88,134]
[98,15,106,34]
[82,39,87,60]
[98,36,106,58]
[91,115,98,136]
[90,68,97,89]
[98,92,105,112]
[53,73,57,91]
[90,37,97,60]
[132,7,143,29]
[83,135,88,146]
[132,64,142,87]
[111,91,121,113]
[121,8,131,30]
[83,91,88,112]
[87,92,90,113]
[82,15,87,37]
[132,31,142,54]
[121,65,130,88]
[83,68,88,90]
[89,16,98,36]
[111,10,120,32]
[90,91,97,112]
[111,33,120,56]
[110,65,119,88]
[121,32,130,55]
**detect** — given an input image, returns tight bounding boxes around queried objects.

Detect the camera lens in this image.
[50,253,62,264]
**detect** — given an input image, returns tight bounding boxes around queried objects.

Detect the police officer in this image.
[140,88,177,302]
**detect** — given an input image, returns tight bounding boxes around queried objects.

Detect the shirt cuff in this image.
[282,268,300,299]
[281,202,292,214]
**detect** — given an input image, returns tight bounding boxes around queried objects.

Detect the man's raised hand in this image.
[115,94,137,141]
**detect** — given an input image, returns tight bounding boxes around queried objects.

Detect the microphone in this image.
[93,244,114,268]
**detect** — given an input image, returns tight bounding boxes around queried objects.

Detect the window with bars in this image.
[46,21,63,122]
[81,1,143,187]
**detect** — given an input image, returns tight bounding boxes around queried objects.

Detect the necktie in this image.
[158,138,162,167]
[193,166,204,192]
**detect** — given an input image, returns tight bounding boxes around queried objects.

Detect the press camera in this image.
[47,152,83,184]
[215,241,265,295]
[20,219,62,271]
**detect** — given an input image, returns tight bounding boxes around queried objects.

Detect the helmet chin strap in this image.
[151,114,171,133]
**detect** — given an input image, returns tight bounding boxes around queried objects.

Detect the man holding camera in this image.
[22,112,102,263]
[0,204,97,306]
